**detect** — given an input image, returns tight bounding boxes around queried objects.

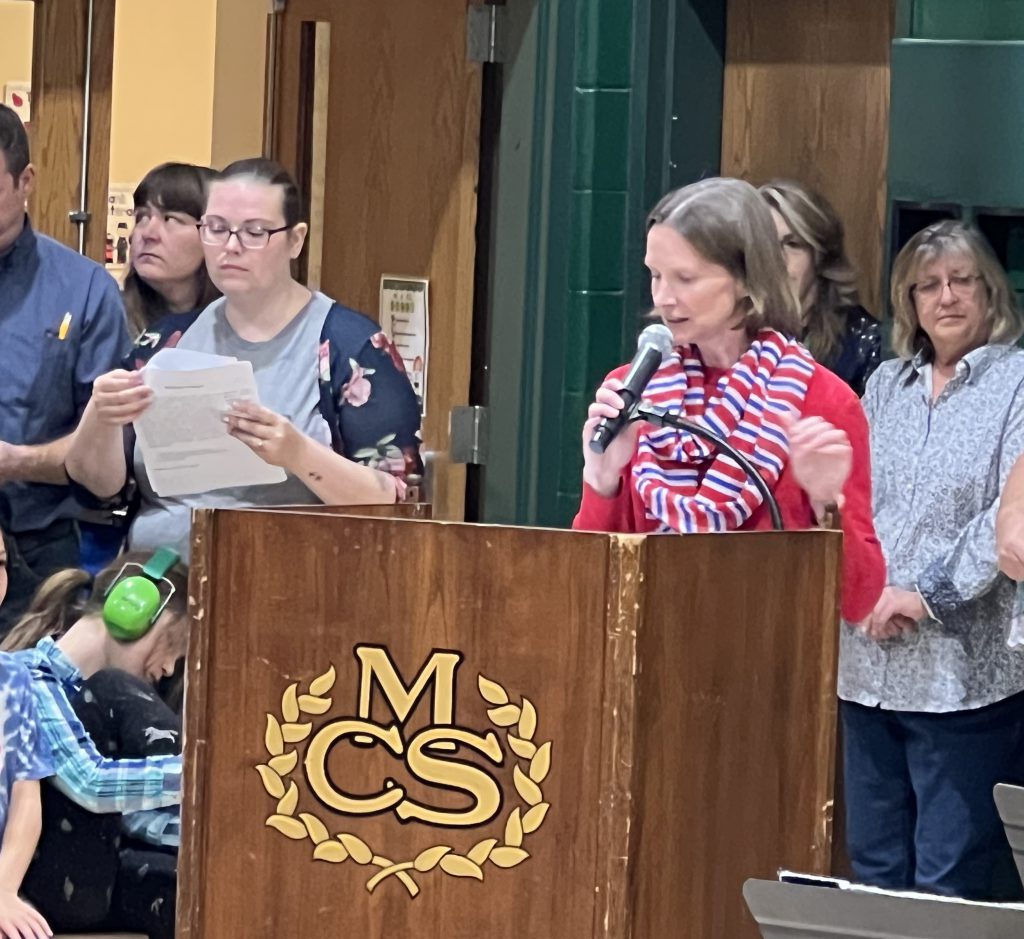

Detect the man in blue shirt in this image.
[0,105,129,634]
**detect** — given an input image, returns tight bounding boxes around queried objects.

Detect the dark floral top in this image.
[127,303,423,481]
[820,306,882,399]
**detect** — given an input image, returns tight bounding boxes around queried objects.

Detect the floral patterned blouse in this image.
[127,304,423,482]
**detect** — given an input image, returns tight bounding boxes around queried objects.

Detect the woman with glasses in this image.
[66,159,421,559]
[760,180,881,396]
[841,220,1024,900]
[80,163,223,574]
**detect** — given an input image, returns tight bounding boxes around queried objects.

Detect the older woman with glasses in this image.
[66,159,421,559]
[841,220,1024,901]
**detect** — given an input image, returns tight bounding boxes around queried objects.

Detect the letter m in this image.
[354,645,463,746]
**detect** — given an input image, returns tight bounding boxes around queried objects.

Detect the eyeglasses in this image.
[912,273,982,303]
[198,218,292,250]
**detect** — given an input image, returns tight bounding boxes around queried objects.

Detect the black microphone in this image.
[589,324,674,454]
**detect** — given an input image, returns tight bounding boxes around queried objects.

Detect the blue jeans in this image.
[841,693,1024,900]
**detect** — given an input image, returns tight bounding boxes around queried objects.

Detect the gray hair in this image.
[649,177,801,338]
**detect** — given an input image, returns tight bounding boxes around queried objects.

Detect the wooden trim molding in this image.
[30,0,114,260]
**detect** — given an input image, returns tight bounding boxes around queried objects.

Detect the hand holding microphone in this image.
[582,325,674,497]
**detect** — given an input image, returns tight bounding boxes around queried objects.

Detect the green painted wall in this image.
[903,0,1024,39]
[888,2,1024,302]
[480,0,726,527]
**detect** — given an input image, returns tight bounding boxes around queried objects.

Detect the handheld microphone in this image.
[589,324,674,454]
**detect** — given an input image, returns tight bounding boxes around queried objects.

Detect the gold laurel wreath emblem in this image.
[254,667,553,897]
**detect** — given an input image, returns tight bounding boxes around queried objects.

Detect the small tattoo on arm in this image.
[308,471,324,482]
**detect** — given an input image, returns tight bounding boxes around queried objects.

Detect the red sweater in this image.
[572,362,885,623]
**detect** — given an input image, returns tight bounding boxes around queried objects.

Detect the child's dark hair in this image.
[0,552,189,652]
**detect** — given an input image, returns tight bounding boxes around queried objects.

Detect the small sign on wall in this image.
[379,275,429,416]
[105,183,136,274]
[3,82,30,125]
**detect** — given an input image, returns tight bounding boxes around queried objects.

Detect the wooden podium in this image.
[179,508,843,939]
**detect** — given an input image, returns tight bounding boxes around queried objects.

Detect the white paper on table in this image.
[135,351,286,497]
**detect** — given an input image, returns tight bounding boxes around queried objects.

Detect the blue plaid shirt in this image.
[14,638,181,847]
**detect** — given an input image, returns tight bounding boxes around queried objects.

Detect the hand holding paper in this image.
[133,348,287,497]
[223,400,302,468]
[92,370,154,427]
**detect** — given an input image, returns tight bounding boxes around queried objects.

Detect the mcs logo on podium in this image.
[255,644,554,897]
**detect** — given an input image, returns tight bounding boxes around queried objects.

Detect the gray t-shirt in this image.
[129,292,334,559]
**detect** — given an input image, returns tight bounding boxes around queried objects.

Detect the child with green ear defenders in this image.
[101,546,181,642]
[0,546,187,939]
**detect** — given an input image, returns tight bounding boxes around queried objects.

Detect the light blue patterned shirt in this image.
[839,344,1024,711]
[0,653,54,839]
[13,639,180,847]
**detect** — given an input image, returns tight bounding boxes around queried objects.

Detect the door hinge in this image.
[467,4,505,64]
[449,406,489,465]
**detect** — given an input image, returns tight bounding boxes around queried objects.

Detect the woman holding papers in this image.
[66,159,421,559]
[573,177,884,625]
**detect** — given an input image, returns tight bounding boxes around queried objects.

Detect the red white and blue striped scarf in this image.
[633,329,815,533]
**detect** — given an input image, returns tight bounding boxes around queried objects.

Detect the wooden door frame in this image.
[29,0,115,261]
[262,0,483,522]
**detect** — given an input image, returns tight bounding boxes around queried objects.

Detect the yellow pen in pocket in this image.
[57,312,72,340]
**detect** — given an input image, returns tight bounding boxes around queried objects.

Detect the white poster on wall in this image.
[2,82,30,125]
[379,276,429,416]
[106,183,136,274]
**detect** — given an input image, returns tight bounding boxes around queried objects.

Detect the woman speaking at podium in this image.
[573,177,884,624]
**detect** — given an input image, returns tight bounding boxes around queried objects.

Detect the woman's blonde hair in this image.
[890,220,1024,361]
[759,179,864,364]
[648,177,800,338]
[0,553,189,653]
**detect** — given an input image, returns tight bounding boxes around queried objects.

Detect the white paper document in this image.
[134,348,286,497]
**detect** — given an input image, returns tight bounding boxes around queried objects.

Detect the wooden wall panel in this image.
[271,0,481,522]
[722,0,895,315]
[30,0,114,261]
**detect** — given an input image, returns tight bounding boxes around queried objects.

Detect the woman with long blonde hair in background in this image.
[760,179,881,396]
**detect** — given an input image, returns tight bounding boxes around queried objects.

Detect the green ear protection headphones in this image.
[102,547,181,641]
